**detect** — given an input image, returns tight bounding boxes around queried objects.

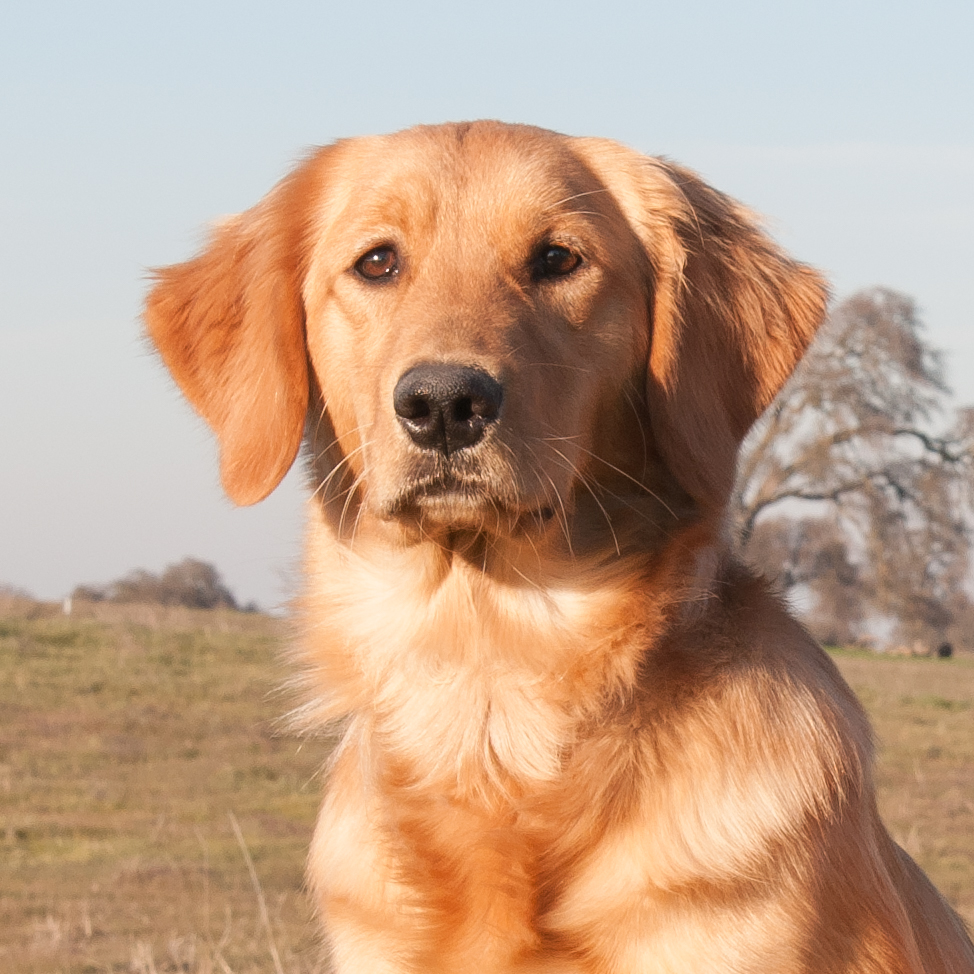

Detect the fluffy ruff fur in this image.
[146,121,974,973]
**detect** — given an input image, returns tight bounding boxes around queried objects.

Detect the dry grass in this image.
[1,600,971,973]
[831,648,974,927]
[0,599,328,974]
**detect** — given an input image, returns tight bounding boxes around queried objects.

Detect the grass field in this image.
[0,599,325,974]
[1,597,972,973]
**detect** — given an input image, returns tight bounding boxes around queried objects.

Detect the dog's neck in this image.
[296,493,720,801]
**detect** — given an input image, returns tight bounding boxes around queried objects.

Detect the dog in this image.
[146,121,974,973]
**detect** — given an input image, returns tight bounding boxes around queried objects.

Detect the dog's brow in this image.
[545,188,612,210]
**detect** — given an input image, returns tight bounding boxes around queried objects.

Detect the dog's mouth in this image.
[382,472,556,537]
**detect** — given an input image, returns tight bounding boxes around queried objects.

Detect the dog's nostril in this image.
[453,397,474,423]
[399,396,432,422]
[393,363,503,455]
[468,393,501,422]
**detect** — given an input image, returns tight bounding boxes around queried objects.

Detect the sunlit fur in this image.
[146,121,974,973]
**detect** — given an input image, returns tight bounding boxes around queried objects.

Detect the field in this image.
[0,600,325,974]
[1,597,972,973]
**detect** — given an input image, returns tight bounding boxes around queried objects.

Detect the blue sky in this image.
[2,0,972,608]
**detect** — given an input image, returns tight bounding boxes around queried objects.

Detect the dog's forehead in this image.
[317,123,614,246]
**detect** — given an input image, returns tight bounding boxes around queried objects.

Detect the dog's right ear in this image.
[145,153,327,506]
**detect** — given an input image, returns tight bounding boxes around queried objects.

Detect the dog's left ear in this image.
[575,140,829,511]
[145,154,327,505]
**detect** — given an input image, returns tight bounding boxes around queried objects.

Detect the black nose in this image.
[393,363,503,455]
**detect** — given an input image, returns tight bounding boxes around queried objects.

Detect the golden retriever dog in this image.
[146,121,974,973]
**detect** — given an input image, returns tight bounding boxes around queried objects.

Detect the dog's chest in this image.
[309,542,650,795]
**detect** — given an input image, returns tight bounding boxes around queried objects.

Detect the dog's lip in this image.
[383,476,554,525]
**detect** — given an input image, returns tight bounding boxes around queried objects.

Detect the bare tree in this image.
[746,515,868,646]
[733,288,974,647]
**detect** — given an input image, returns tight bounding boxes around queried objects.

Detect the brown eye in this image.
[534,244,582,280]
[355,246,400,281]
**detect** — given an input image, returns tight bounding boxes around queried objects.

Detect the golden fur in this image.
[146,121,974,973]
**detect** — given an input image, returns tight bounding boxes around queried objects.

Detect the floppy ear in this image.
[575,140,828,510]
[145,154,325,505]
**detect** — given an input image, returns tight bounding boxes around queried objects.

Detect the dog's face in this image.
[301,126,652,541]
[146,122,827,546]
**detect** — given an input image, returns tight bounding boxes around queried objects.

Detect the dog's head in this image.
[146,122,826,545]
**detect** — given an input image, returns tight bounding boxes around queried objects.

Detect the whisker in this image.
[311,439,371,503]
[519,510,546,573]
[500,551,545,591]
[542,436,677,519]
[414,514,453,558]
[523,442,574,557]
[347,476,374,549]
[541,444,666,535]
[308,418,371,470]
[545,188,612,209]
[336,475,361,539]
[311,446,356,499]
[337,457,372,542]
[312,403,328,443]
[546,445,621,557]
[621,387,650,477]
[521,362,594,375]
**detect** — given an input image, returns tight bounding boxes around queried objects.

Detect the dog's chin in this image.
[382,484,556,544]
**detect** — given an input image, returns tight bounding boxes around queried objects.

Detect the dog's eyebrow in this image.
[545,189,612,210]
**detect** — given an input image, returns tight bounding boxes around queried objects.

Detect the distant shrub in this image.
[0,583,34,600]
[73,558,239,610]
[0,583,39,619]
